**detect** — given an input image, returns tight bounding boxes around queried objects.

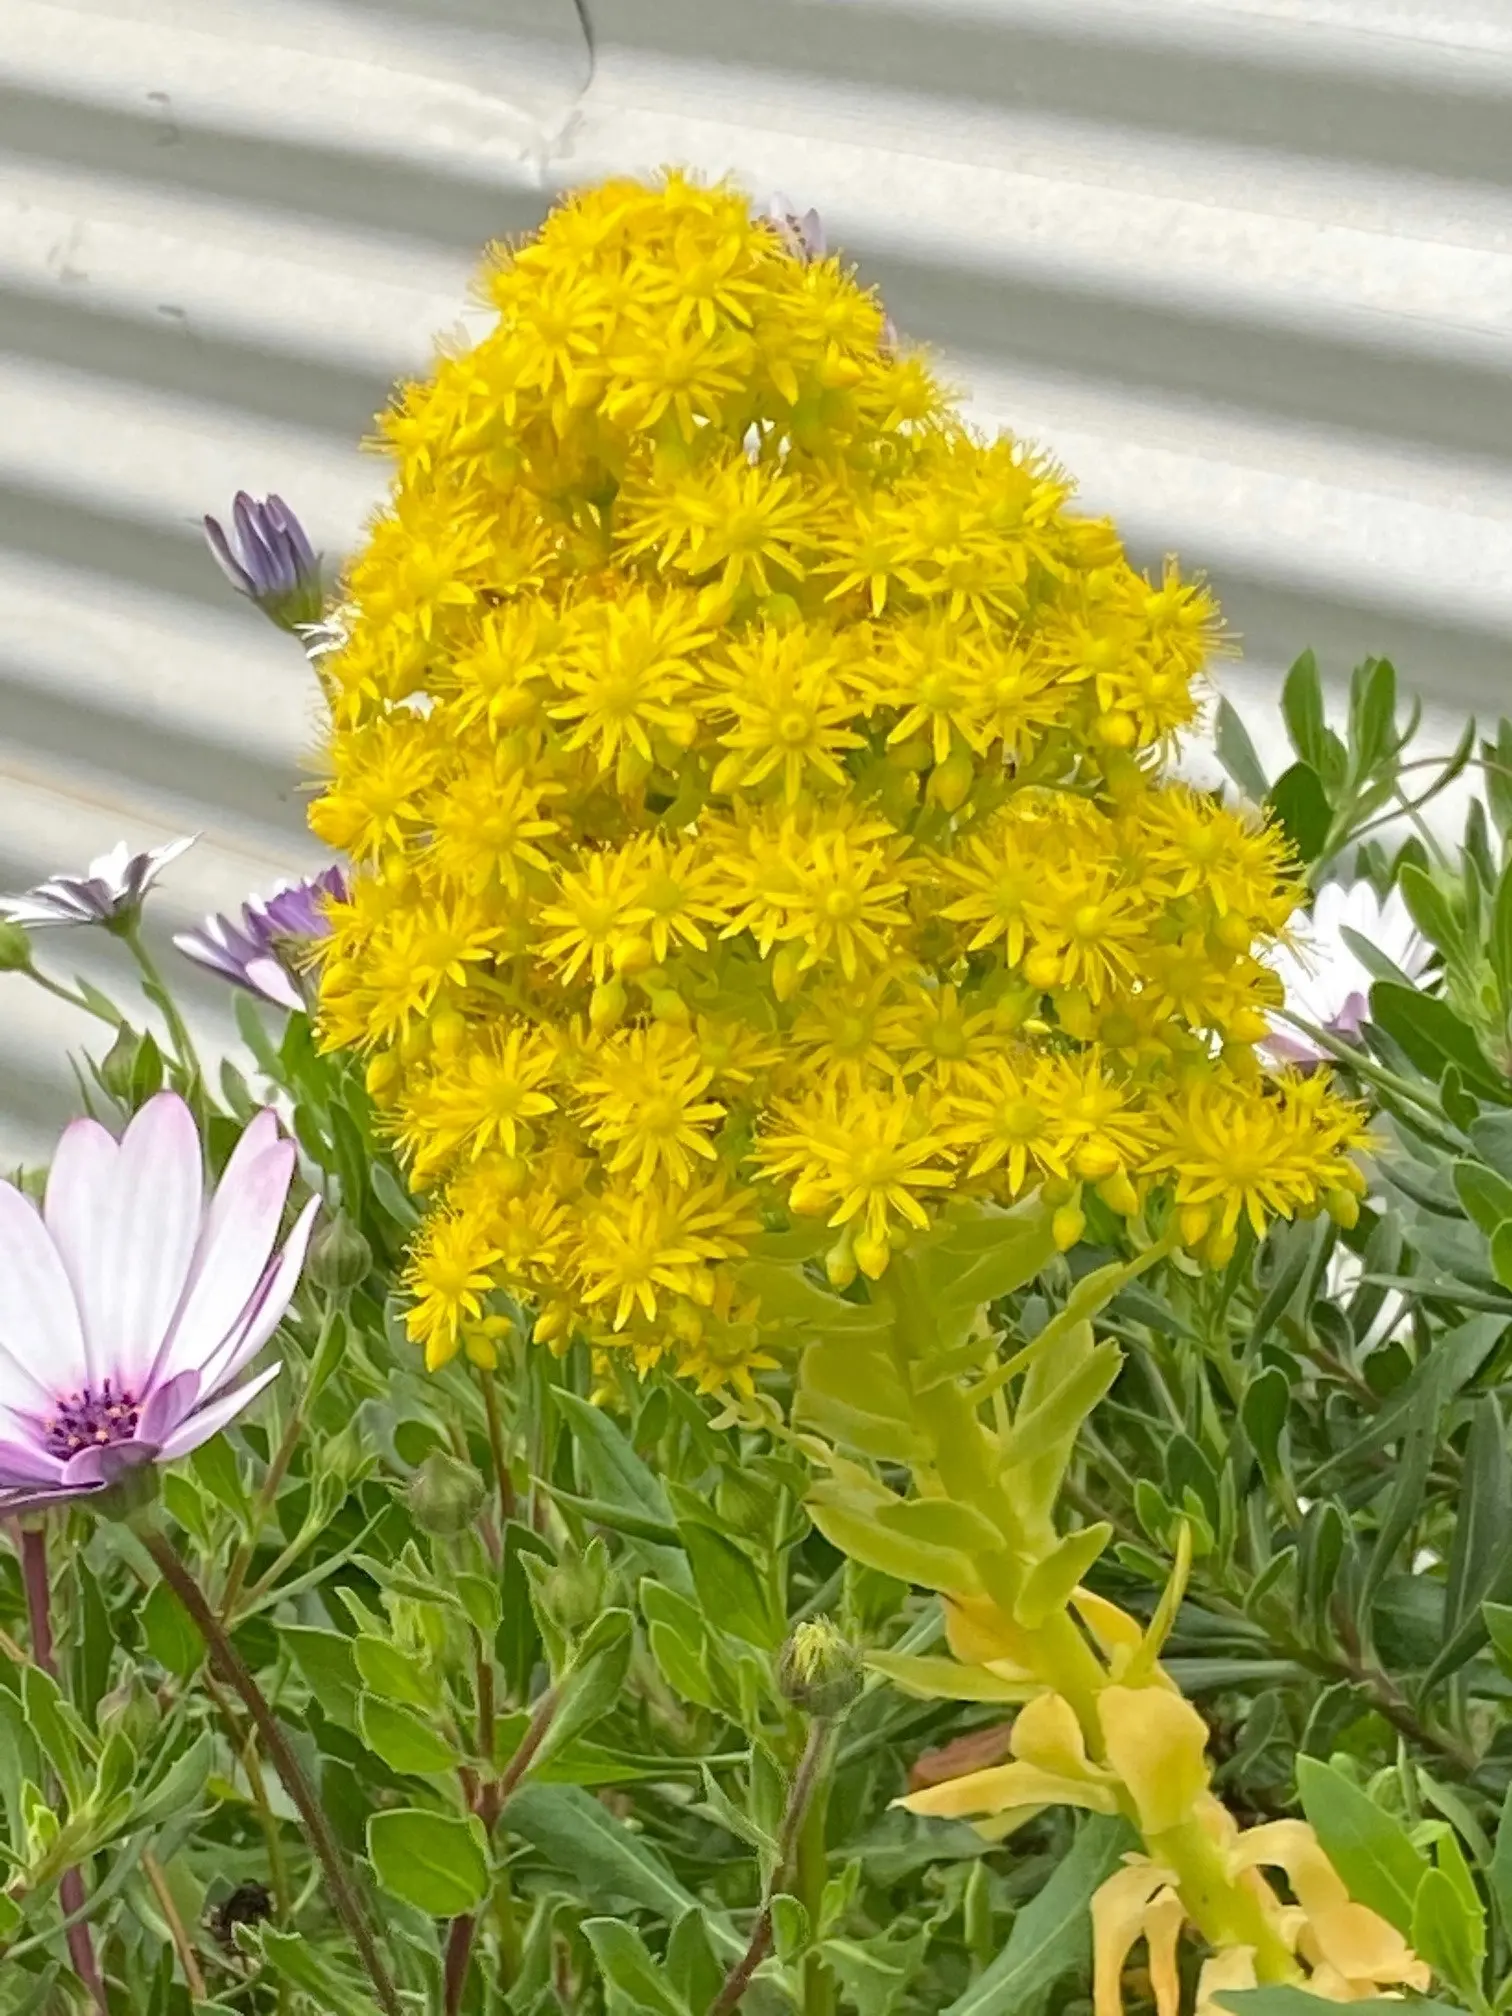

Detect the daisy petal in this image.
[0,1439,64,1486]
[100,1095,206,1389]
[138,1369,201,1445]
[157,1361,282,1462]
[0,1181,88,1402]
[44,1115,123,1388]
[200,1196,318,1396]
[154,1112,293,1384]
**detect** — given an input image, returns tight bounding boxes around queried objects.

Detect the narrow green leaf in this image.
[352,1636,431,1710]
[1410,1865,1484,2003]
[1014,1524,1113,1629]
[1368,982,1505,1102]
[141,1579,207,1683]
[1454,1161,1512,1237]
[1492,856,1512,1003]
[554,1389,692,1593]
[1281,650,1328,769]
[283,1626,360,1730]
[1296,1757,1431,1936]
[1214,696,1270,801]
[1399,864,1462,956]
[582,1918,691,2016]
[1488,1782,1512,1937]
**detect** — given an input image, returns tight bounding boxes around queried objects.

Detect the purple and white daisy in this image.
[1265,879,1429,1065]
[204,492,324,635]
[0,838,195,930]
[174,866,347,1013]
[0,1093,317,1511]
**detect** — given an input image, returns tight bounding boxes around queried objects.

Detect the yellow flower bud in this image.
[771,943,805,1001]
[788,1180,831,1217]
[1179,1203,1210,1247]
[1052,1203,1086,1251]
[1226,1008,1271,1045]
[927,744,975,813]
[1023,946,1062,991]
[1203,1224,1237,1268]
[1324,1187,1359,1229]
[825,1233,858,1289]
[1097,1171,1139,1218]
[1095,709,1137,748]
[590,977,627,1031]
[1073,1138,1121,1181]
[853,1228,892,1278]
[613,934,654,977]
[648,986,691,1025]
[365,1050,401,1100]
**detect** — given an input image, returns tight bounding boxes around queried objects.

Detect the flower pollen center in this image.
[43,1381,140,1459]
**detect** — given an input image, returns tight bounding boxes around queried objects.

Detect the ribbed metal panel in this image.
[1,0,1507,1157]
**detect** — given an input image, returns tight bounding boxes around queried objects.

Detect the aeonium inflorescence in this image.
[306,171,1368,1389]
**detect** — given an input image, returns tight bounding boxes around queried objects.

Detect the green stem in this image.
[477,1363,516,1529]
[120,918,203,1088]
[796,1770,835,2016]
[220,1311,334,1620]
[24,969,121,1025]
[708,1720,833,2016]
[142,1529,403,2016]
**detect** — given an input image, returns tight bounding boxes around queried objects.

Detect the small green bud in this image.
[97,1024,147,1102]
[306,1214,372,1297]
[0,920,32,971]
[541,1539,608,1634]
[406,1451,485,1536]
[96,1662,158,1751]
[777,1618,863,1719]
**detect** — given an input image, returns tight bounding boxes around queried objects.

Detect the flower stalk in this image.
[139,1528,404,2016]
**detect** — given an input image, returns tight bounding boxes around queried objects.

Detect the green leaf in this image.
[356,1693,457,1776]
[648,1619,719,1711]
[943,1815,1135,2016]
[532,1610,633,1769]
[20,1666,92,1807]
[1241,1365,1290,1479]
[1493,1222,1512,1292]
[1296,1756,1431,1936]
[1488,1782,1512,1937]
[1493,856,1512,1005]
[1000,1340,1123,1474]
[1410,1865,1484,2003]
[1368,982,1506,1102]
[670,1510,782,1649]
[1454,1161,1512,1237]
[1399,864,1462,957]
[504,1784,740,1953]
[252,1927,385,2016]
[366,1808,489,1916]
[1281,650,1329,769]
[141,1579,207,1683]
[283,1626,360,1731]
[1214,696,1270,801]
[820,1923,931,2016]
[874,1498,1004,1558]
[582,1918,692,2016]
[1268,762,1332,865]
[666,1908,723,2016]
[352,1636,431,1710]
[807,1488,979,1595]
[1443,1395,1510,1643]
[1014,1525,1113,1628]
[1348,655,1399,779]
[554,1390,692,1593]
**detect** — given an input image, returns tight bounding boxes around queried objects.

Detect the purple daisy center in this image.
[42,1380,141,1459]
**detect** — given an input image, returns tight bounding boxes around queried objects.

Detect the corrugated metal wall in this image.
[1,0,1508,1159]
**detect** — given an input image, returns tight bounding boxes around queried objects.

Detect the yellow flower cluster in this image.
[309,172,1366,1383]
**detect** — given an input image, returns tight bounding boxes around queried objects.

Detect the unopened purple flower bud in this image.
[204,492,324,635]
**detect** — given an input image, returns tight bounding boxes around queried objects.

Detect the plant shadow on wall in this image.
[0,175,1504,2016]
